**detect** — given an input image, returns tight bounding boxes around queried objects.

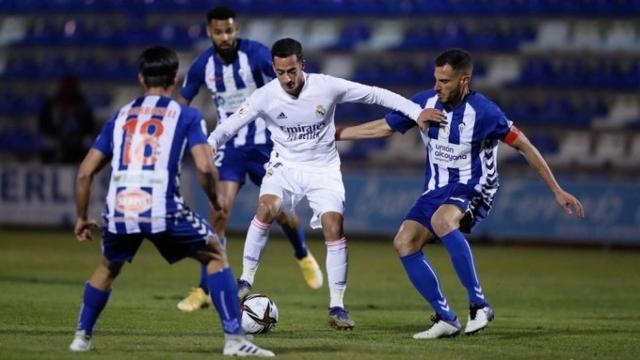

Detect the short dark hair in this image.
[207,6,236,23]
[271,38,304,62]
[138,46,179,88]
[435,49,473,74]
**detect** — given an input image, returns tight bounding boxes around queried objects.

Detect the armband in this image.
[503,125,520,145]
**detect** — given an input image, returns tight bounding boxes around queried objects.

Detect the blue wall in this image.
[190,171,640,245]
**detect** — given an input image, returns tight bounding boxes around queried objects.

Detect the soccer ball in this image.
[240,294,279,334]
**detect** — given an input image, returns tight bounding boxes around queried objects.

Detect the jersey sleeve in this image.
[207,89,264,150]
[91,113,116,157]
[180,54,207,102]
[331,76,423,121]
[482,102,513,141]
[186,109,208,149]
[384,91,432,134]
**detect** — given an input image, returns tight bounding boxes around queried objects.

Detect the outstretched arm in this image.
[191,144,221,211]
[336,119,395,141]
[506,128,585,218]
[208,100,261,151]
[75,149,109,241]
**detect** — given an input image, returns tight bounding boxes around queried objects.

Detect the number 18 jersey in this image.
[92,95,208,234]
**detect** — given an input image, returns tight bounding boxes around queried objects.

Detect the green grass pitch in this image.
[1,229,639,359]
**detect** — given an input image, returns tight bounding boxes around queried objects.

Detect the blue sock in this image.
[281,224,308,259]
[207,268,243,335]
[441,230,487,306]
[198,264,209,294]
[76,282,111,334]
[400,251,457,321]
[199,237,226,294]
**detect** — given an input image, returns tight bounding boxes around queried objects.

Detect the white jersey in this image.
[208,73,423,170]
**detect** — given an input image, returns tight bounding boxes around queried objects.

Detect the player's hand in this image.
[554,189,585,218]
[417,108,447,130]
[74,218,99,242]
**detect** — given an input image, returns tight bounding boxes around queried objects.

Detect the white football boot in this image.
[413,315,461,339]
[69,330,93,352]
[464,303,494,335]
[223,336,275,357]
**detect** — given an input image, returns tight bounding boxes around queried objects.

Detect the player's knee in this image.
[322,222,343,241]
[430,215,458,238]
[256,201,278,223]
[202,239,227,264]
[393,233,419,256]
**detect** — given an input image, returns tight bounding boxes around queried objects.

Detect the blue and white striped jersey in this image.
[386,90,513,205]
[92,95,208,234]
[181,38,274,149]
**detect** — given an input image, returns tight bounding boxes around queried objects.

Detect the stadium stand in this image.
[0,0,638,175]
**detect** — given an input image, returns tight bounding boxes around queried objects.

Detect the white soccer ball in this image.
[241,294,278,334]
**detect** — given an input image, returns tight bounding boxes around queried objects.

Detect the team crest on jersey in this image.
[115,189,152,213]
[237,103,249,119]
[440,121,450,137]
[458,121,466,133]
[315,105,326,118]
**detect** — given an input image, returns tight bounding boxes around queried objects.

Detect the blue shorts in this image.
[404,183,483,236]
[216,145,271,187]
[102,210,214,264]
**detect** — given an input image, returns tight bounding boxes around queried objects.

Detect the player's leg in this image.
[431,204,494,334]
[237,193,282,297]
[70,256,125,352]
[319,211,354,330]
[70,231,141,352]
[394,219,461,339]
[305,168,352,329]
[247,146,318,287]
[176,217,272,357]
[177,181,241,312]
[274,211,323,290]
[396,191,464,339]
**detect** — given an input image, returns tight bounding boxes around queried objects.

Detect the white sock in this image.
[240,217,271,285]
[326,237,348,308]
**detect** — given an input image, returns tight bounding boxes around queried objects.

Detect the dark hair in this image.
[138,46,179,88]
[206,6,236,23]
[435,48,473,74]
[271,38,304,62]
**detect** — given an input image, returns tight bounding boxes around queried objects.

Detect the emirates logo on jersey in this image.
[115,189,152,213]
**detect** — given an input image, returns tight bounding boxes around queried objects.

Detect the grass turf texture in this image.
[0,229,639,359]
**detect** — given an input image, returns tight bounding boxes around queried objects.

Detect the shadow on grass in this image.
[0,275,79,286]
[0,328,211,338]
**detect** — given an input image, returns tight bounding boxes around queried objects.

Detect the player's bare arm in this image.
[416,108,446,130]
[74,148,109,242]
[335,118,395,141]
[506,127,585,218]
[191,143,222,211]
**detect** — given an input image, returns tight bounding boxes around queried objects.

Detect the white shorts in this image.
[259,162,345,229]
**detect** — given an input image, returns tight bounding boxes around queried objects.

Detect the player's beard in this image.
[215,41,237,61]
